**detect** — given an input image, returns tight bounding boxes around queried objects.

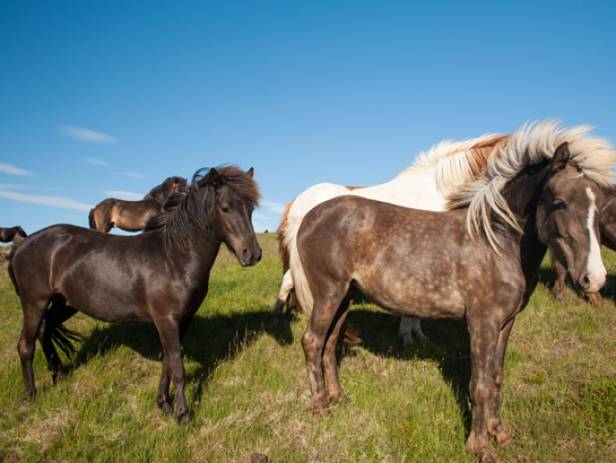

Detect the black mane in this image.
[144,166,260,250]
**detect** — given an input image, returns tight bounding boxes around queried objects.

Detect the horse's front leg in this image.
[155,318,189,423]
[486,317,515,448]
[465,317,500,463]
[552,255,567,301]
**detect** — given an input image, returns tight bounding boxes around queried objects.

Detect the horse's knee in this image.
[17,338,34,360]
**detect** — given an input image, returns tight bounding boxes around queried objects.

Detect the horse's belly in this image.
[354,272,466,319]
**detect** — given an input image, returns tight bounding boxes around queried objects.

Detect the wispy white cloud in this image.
[83,157,110,167]
[261,199,286,214]
[0,190,92,211]
[0,183,34,190]
[119,171,146,179]
[104,190,144,201]
[0,162,32,176]
[60,125,117,144]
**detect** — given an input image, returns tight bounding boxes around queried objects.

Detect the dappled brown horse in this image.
[88,176,188,232]
[291,130,615,462]
[0,226,27,244]
[552,187,616,305]
[9,166,260,422]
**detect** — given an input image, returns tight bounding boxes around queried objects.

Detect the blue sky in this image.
[1,1,615,234]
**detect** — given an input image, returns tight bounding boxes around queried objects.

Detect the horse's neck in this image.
[499,164,552,287]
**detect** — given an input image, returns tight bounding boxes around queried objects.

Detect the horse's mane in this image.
[144,176,188,204]
[396,134,509,196]
[144,166,260,251]
[447,120,616,251]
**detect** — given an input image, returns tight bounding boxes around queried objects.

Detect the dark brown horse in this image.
[88,176,188,233]
[0,226,27,244]
[9,166,260,422]
[291,134,614,462]
[552,187,616,305]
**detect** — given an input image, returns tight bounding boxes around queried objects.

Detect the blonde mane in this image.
[447,120,616,251]
[397,134,509,196]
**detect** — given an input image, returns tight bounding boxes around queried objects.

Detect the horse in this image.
[552,186,616,305]
[144,176,188,203]
[88,176,188,233]
[0,226,27,244]
[290,123,615,462]
[276,134,509,345]
[9,166,261,422]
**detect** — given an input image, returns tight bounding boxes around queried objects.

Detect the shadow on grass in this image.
[70,308,294,409]
[344,308,472,435]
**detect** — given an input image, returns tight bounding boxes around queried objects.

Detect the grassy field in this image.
[0,233,614,462]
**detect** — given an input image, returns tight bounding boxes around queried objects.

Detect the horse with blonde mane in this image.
[292,122,615,462]
[275,133,509,344]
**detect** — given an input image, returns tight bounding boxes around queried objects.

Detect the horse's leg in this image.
[273,270,293,317]
[38,298,77,384]
[398,317,427,346]
[486,317,515,447]
[465,316,499,463]
[154,317,189,422]
[302,284,348,414]
[323,296,351,403]
[552,253,567,301]
[17,297,48,399]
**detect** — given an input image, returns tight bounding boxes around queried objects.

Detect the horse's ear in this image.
[247,167,254,178]
[551,142,571,171]
[204,168,223,188]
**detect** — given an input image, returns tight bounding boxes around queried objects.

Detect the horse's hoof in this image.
[466,433,497,463]
[587,292,603,306]
[158,401,173,415]
[327,390,349,404]
[496,431,513,448]
[308,398,331,416]
[175,409,191,424]
[52,371,65,385]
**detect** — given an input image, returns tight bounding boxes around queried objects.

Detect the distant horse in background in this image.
[292,125,615,462]
[9,166,260,422]
[144,176,188,203]
[89,176,188,233]
[0,226,27,245]
[552,186,616,305]
[276,133,509,345]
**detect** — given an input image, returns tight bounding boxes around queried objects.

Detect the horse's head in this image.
[199,167,262,266]
[537,142,607,293]
[168,176,188,193]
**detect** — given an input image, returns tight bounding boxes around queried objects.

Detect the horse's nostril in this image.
[581,274,591,289]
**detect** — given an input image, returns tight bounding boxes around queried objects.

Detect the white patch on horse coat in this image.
[585,187,607,291]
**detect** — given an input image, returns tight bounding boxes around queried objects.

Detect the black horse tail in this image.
[88,208,96,229]
[46,295,82,358]
[49,323,81,358]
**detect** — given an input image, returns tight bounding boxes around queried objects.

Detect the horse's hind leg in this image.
[322,294,352,403]
[273,270,293,317]
[154,317,189,422]
[17,297,48,399]
[398,317,427,346]
[38,296,77,384]
[302,283,349,414]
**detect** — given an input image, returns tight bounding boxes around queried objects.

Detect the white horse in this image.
[275,133,509,345]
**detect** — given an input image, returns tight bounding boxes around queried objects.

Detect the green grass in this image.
[0,233,615,462]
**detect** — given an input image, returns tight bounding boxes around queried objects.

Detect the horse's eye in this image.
[552,199,567,212]
[221,207,230,213]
